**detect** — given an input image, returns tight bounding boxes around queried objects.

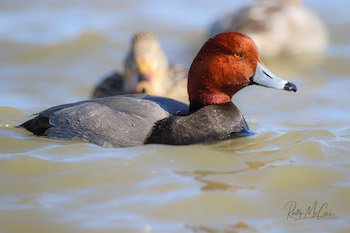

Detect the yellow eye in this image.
[233,53,241,58]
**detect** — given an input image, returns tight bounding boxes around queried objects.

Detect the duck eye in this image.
[233,53,241,58]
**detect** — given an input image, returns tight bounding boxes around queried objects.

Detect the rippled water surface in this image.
[1,0,350,232]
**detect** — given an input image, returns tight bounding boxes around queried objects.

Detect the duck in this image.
[92,32,188,103]
[209,0,328,57]
[20,32,297,148]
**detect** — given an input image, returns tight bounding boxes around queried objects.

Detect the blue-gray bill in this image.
[251,62,297,92]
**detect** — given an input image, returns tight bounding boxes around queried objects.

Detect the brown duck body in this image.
[91,32,188,103]
[209,0,327,57]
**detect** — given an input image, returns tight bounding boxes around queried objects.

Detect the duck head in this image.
[188,32,297,111]
[124,32,169,95]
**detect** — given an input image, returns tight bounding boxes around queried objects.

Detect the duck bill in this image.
[251,62,297,92]
[134,79,152,94]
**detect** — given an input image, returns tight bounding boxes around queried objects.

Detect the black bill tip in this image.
[284,82,297,92]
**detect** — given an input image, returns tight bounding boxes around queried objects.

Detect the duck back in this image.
[21,95,188,147]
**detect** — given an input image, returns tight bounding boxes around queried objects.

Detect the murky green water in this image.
[1,0,350,232]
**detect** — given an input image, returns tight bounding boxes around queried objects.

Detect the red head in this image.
[188,32,296,110]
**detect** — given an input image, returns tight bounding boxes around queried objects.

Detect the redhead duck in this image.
[92,32,188,103]
[209,0,327,57]
[20,32,296,148]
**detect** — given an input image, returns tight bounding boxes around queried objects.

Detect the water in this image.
[1,0,350,232]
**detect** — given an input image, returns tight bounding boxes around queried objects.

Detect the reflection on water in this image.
[1,0,350,232]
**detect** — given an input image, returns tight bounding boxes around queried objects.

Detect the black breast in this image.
[145,102,250,145]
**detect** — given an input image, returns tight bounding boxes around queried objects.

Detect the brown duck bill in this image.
[250,62,297,92]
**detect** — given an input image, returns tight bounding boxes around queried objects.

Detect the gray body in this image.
[20,95,249,147]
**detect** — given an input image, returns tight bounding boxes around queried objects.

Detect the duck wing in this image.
[20,95,188,147]
[91,71,125,98]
